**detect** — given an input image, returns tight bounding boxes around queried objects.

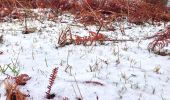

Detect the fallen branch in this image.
[104,39,134,42]
[84,81,104,86]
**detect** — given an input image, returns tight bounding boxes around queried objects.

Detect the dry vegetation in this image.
[0,0,170,24]
[3,74,31,100]
[148,25,170,56]
[0,0,170,99]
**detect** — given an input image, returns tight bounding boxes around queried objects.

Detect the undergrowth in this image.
[0,0,169,25]
[148,26,170,56]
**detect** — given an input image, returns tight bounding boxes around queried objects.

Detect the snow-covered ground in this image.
[0,14,170,100]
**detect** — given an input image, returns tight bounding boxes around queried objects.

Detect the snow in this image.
[0,14,170,100]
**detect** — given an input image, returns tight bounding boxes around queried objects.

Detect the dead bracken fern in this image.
[0,0,169,25]
[74,0,170,25]
[57,27,133,47]
[74,31,107,46]
[57,27,73,47]
[15,74,31,85]
[57,27,109,47]
[46,67,59,99]
[3,78,30,100]
[148,26,170,56]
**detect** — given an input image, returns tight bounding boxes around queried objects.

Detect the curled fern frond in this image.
[46,67,58,99]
